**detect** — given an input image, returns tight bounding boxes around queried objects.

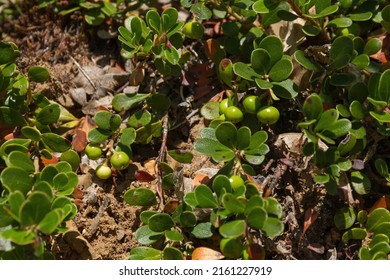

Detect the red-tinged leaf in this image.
[204,39,221,62]
[370,195,390,213]
[194,85,214,100]
[72,115,96,152]
[303,208,318,235]
[72,128,87,152]
[72,187,84,200]
[41,155,58,166]
[307,243,325,254]
[208,91,224,102]
[244,172,269,197]
[164,199,179,214]
[193,173,211,187]
[247,244,265,260]
[135,170,156,182]
[191,247,224,260]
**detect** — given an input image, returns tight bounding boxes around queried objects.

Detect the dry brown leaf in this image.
[370,195,390,213]
[192,247,224,260]
[303,207,318,235]
[193,173,211,187]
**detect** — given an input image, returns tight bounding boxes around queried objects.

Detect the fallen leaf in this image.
[303,207,318,235]
[192,247,224,260]
[247,244,266,260]
[164,199,179,214]
[41,155,59,166]
[307,243,325,254]
[193,173,211,186]
[134,170,156,182]
[72,115,96,152]
[370,195,390,213]
[204,39,220,62]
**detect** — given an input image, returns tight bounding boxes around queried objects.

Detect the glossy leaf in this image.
[6,150,34,173]
[215,122,237,149]
[195,184,218,208]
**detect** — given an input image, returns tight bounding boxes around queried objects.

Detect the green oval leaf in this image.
[148,213,174,232]
[124,188,157,207]
[246,207,267,230]
[351,171,371,195]
[112,93,151,112]
[163,247,184,260]
[195,184,218,208]
[294,50,323,72]
[6,150,34,173]
[215,121,237,149]
[129,247,161,260]
[219,220,246,238]
[262,217,284,237]
[28,66,50,83]
[134,225,163,245]
[0,167,33,195]
[342,228,367,242]
[367,208,390,233]
[364,38,382,56]
[269,57,293,82]
[200,102,220,120]
[84,9,105,26]
[303,93,323,120]
[334,207,356,230]
[41,133,71,152]
[191,222,214,239]
[168,150,193,163]
[222,193,245,214]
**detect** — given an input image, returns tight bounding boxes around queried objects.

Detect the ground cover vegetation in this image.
[0,0,390,260]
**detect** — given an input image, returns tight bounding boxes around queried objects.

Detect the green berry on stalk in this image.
[96,164,112,180]
[110,151,130,170]
[242,95,260,114]
[182,21,204,39]
[256,106,280,125]
[229,175,245,191]
[85,144,102,160]
[225,106,243,123]
[219,98,232,115]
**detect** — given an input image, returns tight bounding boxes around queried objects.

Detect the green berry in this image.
[219,98,232,115]
[96,164,112,179]
[256,106,280,125]
[110,151,130,170]
[85,144,102,160]
[242,95,260,114]
[182,21,204,39]
[229,175,245,191]
[225,106,243,123]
